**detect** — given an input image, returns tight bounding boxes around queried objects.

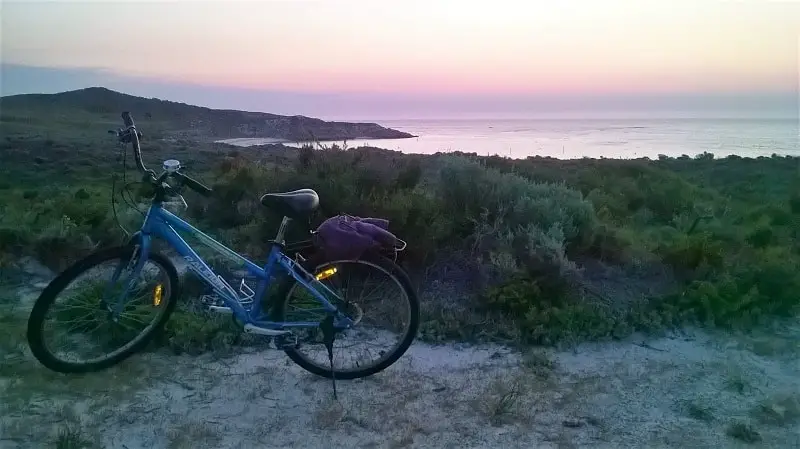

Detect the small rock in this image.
[584,416,602,427]
[498,428,514,436]
[18,257,56,279]
[33,282,49,289]
[563,419,585,428]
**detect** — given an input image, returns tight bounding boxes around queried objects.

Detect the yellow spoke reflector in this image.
[315,267,337,281]
[153,284,163,306]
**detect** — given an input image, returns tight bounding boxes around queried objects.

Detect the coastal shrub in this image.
[482,277,625,344]
[745,225,774,248]
[160,309,241,355]
[3,126,800,350]
[579,223,634,263]
[790,192,800,214]
[0,187,122,269]
[436,157,594,289]
[673,277,760,327]
[663,245,800,327]
[733,246,800,317]
[191,150,447,265]
[656,232,725,275]
[438,157,594,238]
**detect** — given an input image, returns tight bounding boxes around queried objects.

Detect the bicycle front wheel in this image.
[273,253,420,380]
[26,246,179,373]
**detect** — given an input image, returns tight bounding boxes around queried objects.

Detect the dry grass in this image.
[0,401,103,448]
[0,300,175,448]
[726,420,762,444]
[307,369,435,449]
[242,365,278,401]
[312,398,346,429]
[748,337,798,357]
[387,423,427,449]
[724,371,752,395]
[681,399,715,423]
[475,374,531,426]
[736,323,800,359]
[553,372,613,409]
[1,274,798,449]
[522,348,557,379]
[750,393,800,427]
[166,420,223,449]
[54,424,97,449]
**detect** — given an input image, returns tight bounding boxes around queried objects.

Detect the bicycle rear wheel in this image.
[272,253,419,380]
[26,246,179,373]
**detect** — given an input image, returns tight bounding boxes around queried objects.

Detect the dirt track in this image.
[1,262,798,448]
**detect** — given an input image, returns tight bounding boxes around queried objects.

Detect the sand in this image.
[1,260,798,449]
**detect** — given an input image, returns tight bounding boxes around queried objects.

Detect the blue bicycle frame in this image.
[116,202,354,331]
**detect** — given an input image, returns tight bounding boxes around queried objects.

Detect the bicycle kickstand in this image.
[320,314,337,400]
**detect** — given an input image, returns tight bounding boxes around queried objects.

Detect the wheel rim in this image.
[282,259,413,374]
[38,256,172,366]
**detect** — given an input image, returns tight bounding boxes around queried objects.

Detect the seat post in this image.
[275,216,291,244]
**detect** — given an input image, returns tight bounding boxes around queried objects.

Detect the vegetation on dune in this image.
[0,87,414,141]
[1,92,799,351]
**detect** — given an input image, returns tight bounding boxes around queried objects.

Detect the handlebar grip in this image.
[180,173,213,197]
[121,111,135,128]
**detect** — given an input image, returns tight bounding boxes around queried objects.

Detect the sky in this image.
[1,0,799,119]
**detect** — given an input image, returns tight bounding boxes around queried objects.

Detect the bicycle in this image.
[26,112,420,393]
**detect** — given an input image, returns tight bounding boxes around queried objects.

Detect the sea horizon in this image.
[218,116,799,161]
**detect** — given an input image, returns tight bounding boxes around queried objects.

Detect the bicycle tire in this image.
[26,246,180,373]
[272,252,419,380]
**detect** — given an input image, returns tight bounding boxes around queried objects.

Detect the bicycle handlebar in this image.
[176,172,213,197]
[120,111,149,175]
[118,111,213,197]
[121,111,135,128]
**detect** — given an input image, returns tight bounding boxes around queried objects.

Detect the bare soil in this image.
[1,262,798,449]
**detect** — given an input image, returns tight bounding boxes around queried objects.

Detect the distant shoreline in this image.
[215,136,410,147]
[215,117,798,161]
[216,137,289,146]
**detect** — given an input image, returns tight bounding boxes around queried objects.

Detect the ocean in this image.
[219,118,799,160]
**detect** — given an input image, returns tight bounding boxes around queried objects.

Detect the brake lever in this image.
[164,193,189,211]
[159,181,188,211]
[110,128,143,143]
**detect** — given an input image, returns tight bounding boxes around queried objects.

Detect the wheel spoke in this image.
[279,257,418,378]
[28,248,176,371]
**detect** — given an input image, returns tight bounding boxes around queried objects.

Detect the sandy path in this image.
[1,263,798,448]
[92,326,798,449]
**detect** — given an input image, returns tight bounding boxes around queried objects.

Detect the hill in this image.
[0,87,415,141]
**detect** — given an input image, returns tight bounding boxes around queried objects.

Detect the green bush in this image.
[0,186,122,269]
[579,223,634,263]
[790,193,800,214]
[437,157,594,240]
[656,232,724,274]
[3,127,800,350]
[673,277,759,327]
[436,157,594,287]
[665,245,800,327]
[160,310,242,355]
[483,277,628,344]
[745,225,774,248]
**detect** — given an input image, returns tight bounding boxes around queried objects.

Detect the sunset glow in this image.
[3,0,798,96]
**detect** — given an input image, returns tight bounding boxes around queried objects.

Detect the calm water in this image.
[219,118,799,160]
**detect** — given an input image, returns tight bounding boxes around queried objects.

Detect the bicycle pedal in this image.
[207,305,233,314]
[199,294,223,306]
[274,334,298,349]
